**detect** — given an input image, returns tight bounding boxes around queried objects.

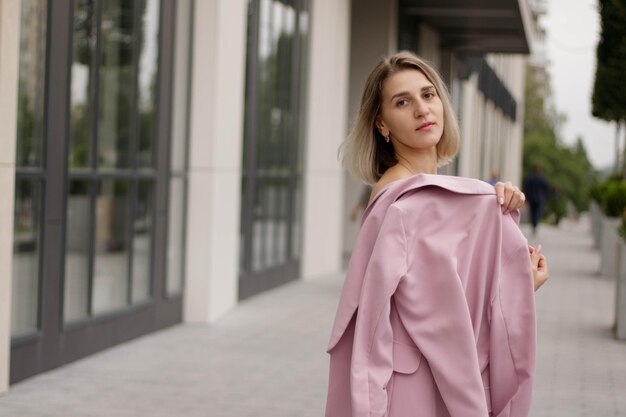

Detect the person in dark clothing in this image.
[524,165,550,235]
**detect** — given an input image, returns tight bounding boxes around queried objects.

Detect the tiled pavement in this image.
[1,216,625,416]
[525,218,626,417]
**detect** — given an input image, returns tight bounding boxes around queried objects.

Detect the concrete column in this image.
[458,74,485,179]
[342,0,398,259]
[0,0,21,395]
[347,0,397,123]
[184,0,247,322]
[457,76,475,178]
[301,0,351,279]
[418,24,441,69]
[505,55,526,187]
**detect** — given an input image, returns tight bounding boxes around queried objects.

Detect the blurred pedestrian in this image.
[326,51,542,417]
[524,164,550,235]
[486,170,500,186]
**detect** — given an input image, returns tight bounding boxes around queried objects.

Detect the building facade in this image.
[0,0,537,392]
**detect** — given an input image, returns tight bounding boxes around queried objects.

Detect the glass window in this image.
[69,0,97,169]
[12,0,48,338]
[166,178,185,295]
[12,179,43,338]
[65,0,160,321]
[64,180,91,323]
[240,0,308,282]
[137,0,160,168]
[97,0,139,170]
[16,0,47,169]
[132,180,153,303]
[92,179,130,314]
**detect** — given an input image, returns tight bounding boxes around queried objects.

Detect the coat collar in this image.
[363,174,495,221]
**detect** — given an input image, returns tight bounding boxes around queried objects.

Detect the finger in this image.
[494,182,505,205]
[530,250,540,265]
[528,245,536,254]
[505,191,521,213]
[510,191,526,210]
[501,182,515,210]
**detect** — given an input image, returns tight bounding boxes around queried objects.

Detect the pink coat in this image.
[325,174,536,417]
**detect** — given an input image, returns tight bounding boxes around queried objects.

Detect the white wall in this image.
[458,73,485,179]
[301,0,352,279]
[504,54,527,187]
[457,54,526,186]
[483,53,527,186]
[418,24,441,69]
[184,0,247,322]
[342,0,398,259]
[0,0,21,395]
[347,0,397,122]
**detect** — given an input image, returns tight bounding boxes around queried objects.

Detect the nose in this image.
[413,98,429,118]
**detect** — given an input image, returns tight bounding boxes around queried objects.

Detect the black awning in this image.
[399,0,533,54]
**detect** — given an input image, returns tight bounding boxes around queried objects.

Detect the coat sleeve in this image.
[391,214,490,417]
[489,234,536,417]
[350,206,407,417]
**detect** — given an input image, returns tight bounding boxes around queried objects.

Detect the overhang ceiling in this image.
[399,0,532,54]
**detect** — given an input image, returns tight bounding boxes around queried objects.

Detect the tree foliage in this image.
[523,65,596,219]
[592,0,626,123]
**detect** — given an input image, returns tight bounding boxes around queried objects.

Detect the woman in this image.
[325,52,548,417]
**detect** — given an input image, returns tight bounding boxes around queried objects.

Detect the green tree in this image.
[523,65,596,221]
[592,0,626,176]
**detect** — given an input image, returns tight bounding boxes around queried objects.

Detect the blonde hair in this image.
[339,51,460,184]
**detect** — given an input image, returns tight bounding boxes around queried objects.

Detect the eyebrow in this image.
[390,85,436,102]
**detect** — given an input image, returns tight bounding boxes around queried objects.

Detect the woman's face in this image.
[376,69,445,153]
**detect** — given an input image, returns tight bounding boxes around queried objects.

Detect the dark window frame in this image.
[239,0,309,300]
[64,0,158,324]
[10,0,183,385]
[11,0,50,344]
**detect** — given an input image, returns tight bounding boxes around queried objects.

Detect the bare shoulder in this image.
[369,166,412,204]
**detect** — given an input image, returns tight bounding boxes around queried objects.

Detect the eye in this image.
[396,98,409,107]
[423,91,436,100]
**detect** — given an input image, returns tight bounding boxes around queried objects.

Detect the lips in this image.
[416,121,435,131]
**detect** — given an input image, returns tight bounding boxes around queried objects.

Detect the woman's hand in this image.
[529,245,549,291]
[494,181,525,213]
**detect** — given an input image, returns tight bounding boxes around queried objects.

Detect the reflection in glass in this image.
[64,180,91,323]
[166,178,185,295]
[292,3,308,261]
[97,0,138,169]
[69,0,96,168]
[93,179,130,314]
[247,0,299,272]
[66,0,162,318]
[291,183,302,259]
[132,181,153,303]
[137,0,160,168]
[11,179,42,337]
[16,0,47,169]
[170,0,192,173]
[12,0,48,338]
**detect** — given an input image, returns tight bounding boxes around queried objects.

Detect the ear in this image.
[375,116,388,136]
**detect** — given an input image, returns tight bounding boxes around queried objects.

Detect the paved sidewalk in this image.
[525,218,626,417]
[0,217,625,416]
